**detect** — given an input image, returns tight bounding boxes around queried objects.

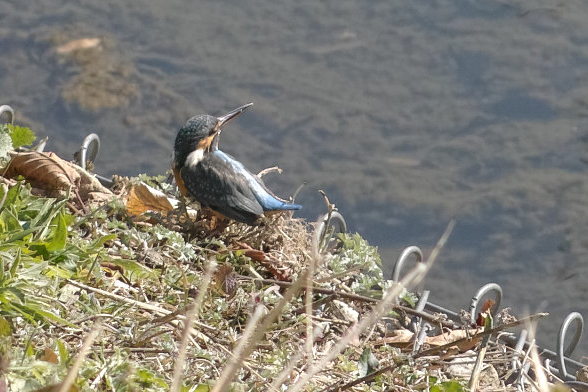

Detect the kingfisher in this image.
[172,103,302,225]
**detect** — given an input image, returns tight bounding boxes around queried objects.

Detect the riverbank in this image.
[0,124,575,391]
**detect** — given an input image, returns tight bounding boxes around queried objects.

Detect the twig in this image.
[90,366,108,389]
[288,220,455,392]
[468,314,493,390]
[238,275,457,329]
[316,190,336,255]
[320,361,402,392]
[527,317,549,391]
[292,294,336,315]
[306,222,320,359]
[257,166,282,177]
[65,279,217,332]
[271,324,334,390]
[310,315,352,325]
[292,181,306,201]
[213,305,269,392]
[212,268,310,392]
[58,323,103,392]
[171,260,216,392]
[212,335,276,389]
[101,347,171,354]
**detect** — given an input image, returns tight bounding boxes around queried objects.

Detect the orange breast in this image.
[172,166,189,196]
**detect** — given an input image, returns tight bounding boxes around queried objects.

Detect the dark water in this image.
[2,0,588,356]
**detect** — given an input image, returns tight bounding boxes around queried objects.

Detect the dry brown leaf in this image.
[476,299,495,326]
[126,183,176,216]
[100,262,127,282]
[378,329,414,348]
[69,164,113,200]
[40,347,59,364]
[56,38,101,54]
[480,299,495,314]
[425,328,483,358]
[6,151,80,191]
[6,151,112,202]
[379,328,483,354]
[236,241,293,281]
[214,264,239,297]
[242,248,265,262]
[425,328,481,348]
[439,347,461,361]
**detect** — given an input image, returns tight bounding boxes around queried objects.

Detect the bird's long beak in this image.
[216,102,253,130]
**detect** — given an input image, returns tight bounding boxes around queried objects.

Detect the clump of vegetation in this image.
[0,117,563,392]
[0,122,36,165]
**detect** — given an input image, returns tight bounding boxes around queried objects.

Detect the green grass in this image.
[2,179,434,391]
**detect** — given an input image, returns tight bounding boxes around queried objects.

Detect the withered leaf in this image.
[214,264,239,297]
[425,328,481,348]
[476,299,495,326]
[480,299,495,314]
[40,347,59,364]
[126,183,176,216]
[5,151,112,201]
[378,329,414,348]
[6,151,80,191]
[235,241,292,281]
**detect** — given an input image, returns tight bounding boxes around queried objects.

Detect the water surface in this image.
[1,0,588,354]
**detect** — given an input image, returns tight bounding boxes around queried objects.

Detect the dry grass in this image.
[0,175,570,392]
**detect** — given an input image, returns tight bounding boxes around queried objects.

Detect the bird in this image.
[172,103,302,225]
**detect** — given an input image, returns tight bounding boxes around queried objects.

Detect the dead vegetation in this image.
[0,134,583,391]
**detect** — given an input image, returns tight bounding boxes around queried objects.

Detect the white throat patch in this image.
[185,149,205,168]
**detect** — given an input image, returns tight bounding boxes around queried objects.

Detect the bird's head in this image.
[173,103,253,169]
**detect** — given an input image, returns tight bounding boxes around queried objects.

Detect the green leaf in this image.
[431,381,464,392]
[88,233,117,251]
[1,209,22,233]
[0,316,11,337]
[9,247,21,277]
[329,233,384,296]
[401,291,419,308]
[6,124,36,149]
[106,258,158,280]
[29,243,50,259]
[45,265,73,279]
[25,342,34,358]
[47,212,67,251]
[29,199,61,231]
[0,182,21,211]
[4,287,26,303]
[358,347,379,377]
[3,227,37,245]
[25,303,78,329]
[56,338,69,365]
[133,368,169,388]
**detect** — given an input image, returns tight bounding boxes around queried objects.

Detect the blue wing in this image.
[180,154,263,224]
[213,151,302,212]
